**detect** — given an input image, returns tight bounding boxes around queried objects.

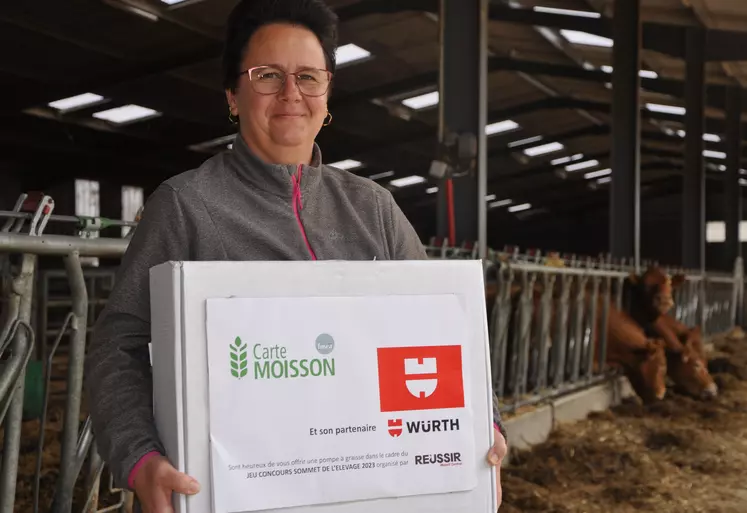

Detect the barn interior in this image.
[2,0,746,267]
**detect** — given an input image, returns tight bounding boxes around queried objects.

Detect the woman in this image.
[85,1,507,511]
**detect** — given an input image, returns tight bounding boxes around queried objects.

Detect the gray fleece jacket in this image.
[85,135,506,489]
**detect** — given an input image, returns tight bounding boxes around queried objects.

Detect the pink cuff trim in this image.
[128,451,161,489]
[493,421,499,431]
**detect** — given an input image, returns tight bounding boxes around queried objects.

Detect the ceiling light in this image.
[402,91,439,110]
[584,168,611,180]
[597,176,611,184]
[559,30,613,48]
[188,133,236,152]
[704,150,727,160]
[160,0,189,4]
[523,142,564,157]
[508,135,543,148]
[719,165,727,171]
[645,103,686,116]
[335,43,372,66]
[329,159,362,170]
[740,179,747,187]
[677,130,721,143]
[486,120,519,136]
[601,66,658,79]
[490,199,513,208]
[551,153,584,166]
[533,6,601,18]
[369,170,394,180]
[565,159,599,172]
[48,93,105,112]
[508,203,532,213]
[92,104,160,124]
[389,175,426,187]
[485,194,496,202]
[426,187,439,194]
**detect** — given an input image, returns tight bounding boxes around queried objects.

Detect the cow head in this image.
[626,267,686,322]
[626,338,668,403]
[666,326,718,400]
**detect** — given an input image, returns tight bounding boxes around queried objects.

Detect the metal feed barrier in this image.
[425,239,746,413]
[0,192,745,512]
[0,193,131,513]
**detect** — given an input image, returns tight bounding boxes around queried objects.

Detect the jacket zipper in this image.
[291,164,317,260]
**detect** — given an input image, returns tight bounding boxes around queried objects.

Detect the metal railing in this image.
[0,193,131,513]
[430,242,745,412]
[1,194,745,511]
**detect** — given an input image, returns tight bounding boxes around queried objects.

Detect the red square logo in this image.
[376,345,465,413]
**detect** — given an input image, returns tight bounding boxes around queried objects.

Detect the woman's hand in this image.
[486,427,507,509]
[133,455,201,513]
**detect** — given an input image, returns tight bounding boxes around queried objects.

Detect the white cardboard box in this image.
[149,260,496,513]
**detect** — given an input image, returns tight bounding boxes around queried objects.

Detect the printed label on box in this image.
[205,294,476,512]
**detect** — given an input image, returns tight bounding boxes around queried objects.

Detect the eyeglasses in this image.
[239,66,333,97]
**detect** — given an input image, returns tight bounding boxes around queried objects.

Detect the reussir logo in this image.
[376,346,464,413]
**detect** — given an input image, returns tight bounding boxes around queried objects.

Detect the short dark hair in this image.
[222,0,339,91]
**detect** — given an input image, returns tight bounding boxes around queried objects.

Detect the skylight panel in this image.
[584,168,611,180]
[597,176,611,184]
[390,175,426,188]
[704,150,726,160]
[490,199,513,209]
[402,91,439,110]
[551,153,584,166]
[486,120,519,136]
[329,159,362,170]
[48,93,105,112]
[523,142,564,157]
[676,130,721,143]
[369,170,394,180]
[565,159,599,172]
[645,103,686,116]
[508,135,543,148]
[600,66,658,79]
[92,104,159,124]
[335,43,372,66]
[560,30,613,48]
[533,6,601,18]
[508,203,531,213]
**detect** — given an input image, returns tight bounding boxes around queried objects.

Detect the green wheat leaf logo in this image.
[231,336,248,379]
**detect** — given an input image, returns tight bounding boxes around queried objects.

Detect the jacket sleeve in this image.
[85,183,191,489]
[382,190,507,442]
[383,190,428,260]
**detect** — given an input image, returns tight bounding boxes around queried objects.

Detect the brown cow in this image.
[624,267,717,399]
[485,273,668,403]
[593,301,668,402]
[623,266,686,326]
[652,314,717,399]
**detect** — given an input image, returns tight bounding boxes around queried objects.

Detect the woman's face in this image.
[226,23,329,161]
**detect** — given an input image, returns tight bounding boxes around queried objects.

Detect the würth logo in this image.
[376,346,465,413]
[387,418,461,438]
[388,419,403,438]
